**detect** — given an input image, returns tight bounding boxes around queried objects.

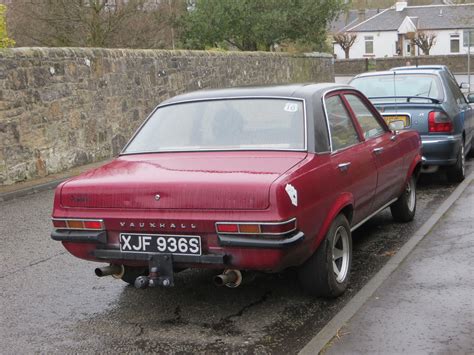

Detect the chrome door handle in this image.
[338,162,351,171]
[373,147,384,154]
[390,135,397,141]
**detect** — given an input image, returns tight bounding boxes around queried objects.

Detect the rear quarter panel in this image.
[271,153,356,265]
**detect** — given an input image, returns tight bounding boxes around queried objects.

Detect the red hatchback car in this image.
[51,84,422,298]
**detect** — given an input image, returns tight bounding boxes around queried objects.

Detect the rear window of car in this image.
[123,98,306,153]
[351,74,443,102]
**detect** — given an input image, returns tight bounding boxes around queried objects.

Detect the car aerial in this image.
[51,83,422,298]
[350,69,474,182]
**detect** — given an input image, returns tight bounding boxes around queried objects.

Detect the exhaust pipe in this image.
[213,269,242,288]
[95,264,124,279]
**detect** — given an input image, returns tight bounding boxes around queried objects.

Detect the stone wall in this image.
[0,48,333,185]
[335,54,472,76]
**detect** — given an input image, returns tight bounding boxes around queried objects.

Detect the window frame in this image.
[324,93,362,152]
[120,96,309,155]
[450,33,460,53]
[340,91,390,141]
[323,91,365,153]
[364,36,374,54]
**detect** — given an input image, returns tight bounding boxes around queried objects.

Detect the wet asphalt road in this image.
[0,161,472,354]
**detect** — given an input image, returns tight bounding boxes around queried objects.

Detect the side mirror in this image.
[460,82,470,91]
[388,120,405,131]
[467,93,474,104]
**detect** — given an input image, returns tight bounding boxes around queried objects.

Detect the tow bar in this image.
[134,254,174,289]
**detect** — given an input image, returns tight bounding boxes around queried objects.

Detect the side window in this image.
[325,95,360,151]
[345,94,385,139]
[446,76,467,105]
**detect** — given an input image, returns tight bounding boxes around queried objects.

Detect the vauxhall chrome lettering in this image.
[119,221,197,229]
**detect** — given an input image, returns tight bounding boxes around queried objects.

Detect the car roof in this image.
[160,83,352,105]
[390,65,449,71]
[353,70,440,79]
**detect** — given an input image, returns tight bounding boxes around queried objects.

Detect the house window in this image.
[365,36,374,54]
[450,34,460,53]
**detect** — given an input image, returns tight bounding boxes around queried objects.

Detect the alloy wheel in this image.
[332,226,350,283]
[406,177,416,212]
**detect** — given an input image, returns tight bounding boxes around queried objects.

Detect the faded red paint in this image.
[51,87,422,274]
[52,129,420,272]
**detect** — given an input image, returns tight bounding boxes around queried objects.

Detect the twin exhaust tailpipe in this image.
[95,264,243,288]
[213,269,242,288]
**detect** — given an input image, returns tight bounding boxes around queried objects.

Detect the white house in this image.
[334,2,474,59]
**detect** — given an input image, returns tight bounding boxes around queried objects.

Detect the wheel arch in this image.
[309,193,354,253]
[407,153,423,182]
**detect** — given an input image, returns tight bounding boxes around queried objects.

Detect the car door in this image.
[446,74,474,151]
[325,93,378,226]
[342,93,405,212]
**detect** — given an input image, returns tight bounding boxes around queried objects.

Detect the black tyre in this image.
[298,214,352,298]
[120,266,148,285]
[468,143,474,158]
[390,175,416,222]
[447,143,465,183]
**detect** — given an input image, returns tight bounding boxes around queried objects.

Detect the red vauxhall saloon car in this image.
[51,84,422,298]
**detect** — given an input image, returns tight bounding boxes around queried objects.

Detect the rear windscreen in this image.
[351,74,443,102]
[123,98,306,153]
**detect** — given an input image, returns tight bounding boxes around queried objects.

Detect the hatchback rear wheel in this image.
[447,143,465,183]
[298,214,352,298]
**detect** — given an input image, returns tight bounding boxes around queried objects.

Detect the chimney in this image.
[395,2,408,11]
[358,9,366,22]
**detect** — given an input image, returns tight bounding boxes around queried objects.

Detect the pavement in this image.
[301,173,474,355]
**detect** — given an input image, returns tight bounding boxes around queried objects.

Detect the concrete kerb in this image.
[299,172,474,355]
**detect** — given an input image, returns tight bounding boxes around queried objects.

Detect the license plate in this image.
[120,233,201,256]
[383,115,410,127]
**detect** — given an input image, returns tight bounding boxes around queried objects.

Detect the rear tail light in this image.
[52,218,104,230]
[216,218,296,236]
[216,223,239,233]
[428,111,453,133]
[52,219,67,228]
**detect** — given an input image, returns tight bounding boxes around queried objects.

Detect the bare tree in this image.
[7,0,184,49]
[333,32,357,59]
[413,31,437,55]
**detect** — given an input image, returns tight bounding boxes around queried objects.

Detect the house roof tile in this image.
[348,4,474,32]
[329,9,381,33]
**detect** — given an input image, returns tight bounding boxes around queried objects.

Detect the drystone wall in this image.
[335,54,472,76]
[0,48,334,185]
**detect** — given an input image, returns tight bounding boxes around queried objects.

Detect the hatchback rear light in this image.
[52,218,104,230]
[216,218,297,236]
[428,111,453,133]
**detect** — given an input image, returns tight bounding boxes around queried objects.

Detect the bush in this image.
[0,5,14,48]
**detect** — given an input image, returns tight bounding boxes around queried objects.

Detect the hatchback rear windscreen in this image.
[351,74,443,102]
